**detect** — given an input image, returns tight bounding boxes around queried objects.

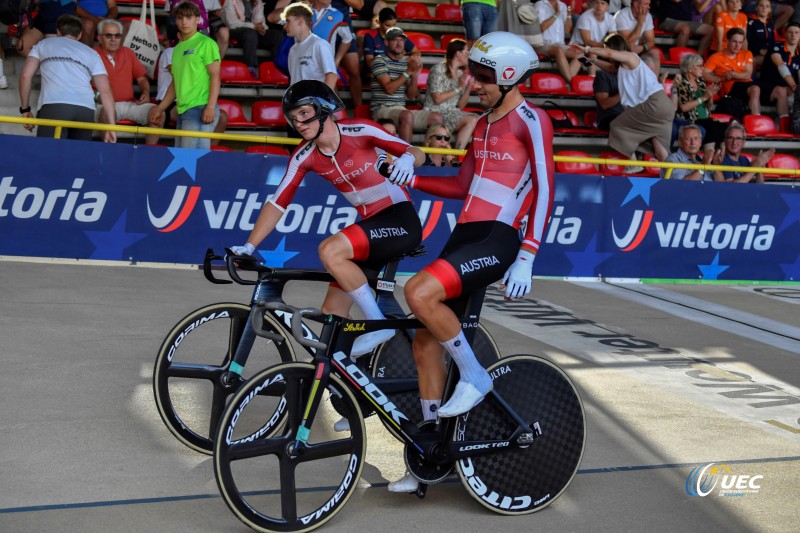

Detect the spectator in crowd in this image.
[330,0,364,106]
[661,123,717,179]
[704,28,760,116]
[156,36,228,144]
[592,60,625,130]
[536,0,581,84]
[377,117,398,136]
[353,0,388,28]
[362,8,418,71]
[744,0,792,33]
[75,0,117,46]
[695,0,722,26]
[222,0,282,78]
[16,0,77,57]
[461,0,499,49]
[672,53,727,151]
[756,21,800,120]
[615,0,660,75]
[713,122,775,182]
[712,0,747,52]
[204,0,230,57]
[746,0,775,72]
[94,19,164,144]
[282,2,337,87]
[19,14,116,142]
[149,1,221,149]
[370,26,441,143]
[423,38,478,150]
[585,34,673,168]
[570,0,617,54]
[422,123,457,167]
[656,0,713,56]
[164,0,208,46]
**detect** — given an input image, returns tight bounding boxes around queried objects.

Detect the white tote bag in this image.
[123,0,162,79]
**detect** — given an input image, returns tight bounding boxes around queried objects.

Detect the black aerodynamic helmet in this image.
[281,80,345,127]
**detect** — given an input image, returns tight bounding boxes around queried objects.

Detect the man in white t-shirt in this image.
[614,0,660,75]
[18,14,116,142]
[535,0,581,83]
[570,0,617,48]
[282,2,337,88]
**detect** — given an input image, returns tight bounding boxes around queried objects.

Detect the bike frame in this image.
[257,295,540,469]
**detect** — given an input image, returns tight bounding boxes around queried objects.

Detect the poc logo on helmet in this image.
[480,57,497,67]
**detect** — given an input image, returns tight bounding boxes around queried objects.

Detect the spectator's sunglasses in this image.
[468,60,496,85]
[430,134,451,141]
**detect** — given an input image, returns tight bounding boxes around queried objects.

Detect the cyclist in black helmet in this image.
[231,79,426,356]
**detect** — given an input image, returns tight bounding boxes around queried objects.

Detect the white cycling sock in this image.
[347,283,384,320]
[441,332,492,393]
[420,399,440,421]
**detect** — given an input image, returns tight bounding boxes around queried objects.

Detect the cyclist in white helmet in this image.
[384,31,556,492]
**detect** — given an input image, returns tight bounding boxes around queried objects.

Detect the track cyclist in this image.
[230,80,425,356]
[387,32,556,492]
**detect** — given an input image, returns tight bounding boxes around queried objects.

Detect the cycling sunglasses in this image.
[468,59,496,85]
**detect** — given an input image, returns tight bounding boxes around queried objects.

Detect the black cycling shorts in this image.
[341,200,422,271]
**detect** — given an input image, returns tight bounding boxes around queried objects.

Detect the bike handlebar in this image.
[203,249,233,284]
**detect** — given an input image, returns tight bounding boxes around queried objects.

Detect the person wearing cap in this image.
[230,79,426,356]
[383,31,555,493]
[370,25,442,143]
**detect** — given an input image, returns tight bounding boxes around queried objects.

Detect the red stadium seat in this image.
[599,151,637,175]
[246,145,291,155]
[583,110,597,128]
[440,33,467,50]
[642,154,661,177]
[569,74,594,96]
[354,103,372,119]
[668,47,699,66]
[764,153,800,179]
[217,99,256,128]
[743,114,794,137]
[405,31,440,53]
[436,4,463,22]
[395,1,435,21]
[530,73,569,95]
[220,60,259,85]
[710,113,734,123]
[778,115,798,135]
[210,145,233,152]
[259,61,289,87]
[556,150,597,174]
[545,108,579,127]
[251,101,288,128]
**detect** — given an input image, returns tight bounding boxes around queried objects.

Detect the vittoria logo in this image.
[612,209,653,252]
[147,185,202,232]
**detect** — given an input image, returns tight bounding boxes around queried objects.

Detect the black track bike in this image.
[212,293,586,533]
[153,248,501,453]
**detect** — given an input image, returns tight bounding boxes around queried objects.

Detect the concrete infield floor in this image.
[0,259,797,533]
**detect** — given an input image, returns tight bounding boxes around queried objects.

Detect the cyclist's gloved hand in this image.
[501,250,535,299]
[230,243,255,256]
[388,152,415,186]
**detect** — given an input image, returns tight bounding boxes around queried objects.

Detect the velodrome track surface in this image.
[0,259,798,533]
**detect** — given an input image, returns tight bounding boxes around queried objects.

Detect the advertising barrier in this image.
[1,136,798,281]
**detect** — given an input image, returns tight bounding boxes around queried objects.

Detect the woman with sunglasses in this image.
[385,32,555,492]
[422,123,457,167]
[230,80,425,356]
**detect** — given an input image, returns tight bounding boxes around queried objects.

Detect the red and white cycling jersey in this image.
[270,122,412,219]
[414,102,555,254]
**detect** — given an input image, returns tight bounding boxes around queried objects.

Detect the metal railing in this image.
[2,114,798,178]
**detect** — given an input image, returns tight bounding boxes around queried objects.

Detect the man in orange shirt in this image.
[704,27,760,115]
[712,0,748,52]
[94,18,164,144]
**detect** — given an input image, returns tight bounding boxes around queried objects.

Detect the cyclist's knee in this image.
[405,275,442,317]
[318,235,348,266]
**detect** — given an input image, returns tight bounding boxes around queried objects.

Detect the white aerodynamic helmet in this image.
[468,31,539,87]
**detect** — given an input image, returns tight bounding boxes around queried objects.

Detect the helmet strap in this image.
[492,86,513,109]
[312,114,329,141]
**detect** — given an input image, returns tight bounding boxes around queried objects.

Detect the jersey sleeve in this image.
[521,107,555,255]
[413,151,475,200]
[268,144,311,211]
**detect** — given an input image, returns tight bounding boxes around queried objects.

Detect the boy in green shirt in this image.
[150,1,221,149]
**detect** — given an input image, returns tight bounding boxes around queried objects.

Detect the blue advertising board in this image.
[1,136,798,281]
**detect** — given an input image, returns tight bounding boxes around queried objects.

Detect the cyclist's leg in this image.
[320,283,355,317]
[405,270,493,416]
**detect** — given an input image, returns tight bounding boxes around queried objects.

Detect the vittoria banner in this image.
[1,136,798,281]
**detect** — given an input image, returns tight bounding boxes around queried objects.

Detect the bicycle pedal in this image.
[414,483,427,499]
